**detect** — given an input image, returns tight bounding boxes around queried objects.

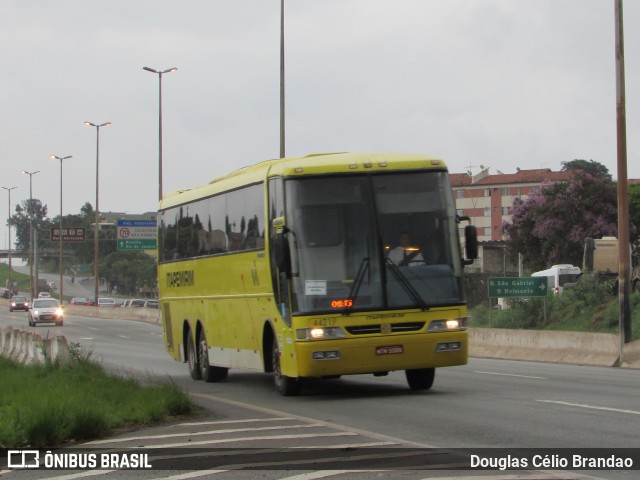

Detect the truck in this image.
[583,237,640,293]
[531,264,582,294]
[36,278,51,296]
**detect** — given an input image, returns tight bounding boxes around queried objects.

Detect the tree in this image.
[504,172,618,271]
[100,251,156,296]
[10,199,49,255]
[561,159,611,180]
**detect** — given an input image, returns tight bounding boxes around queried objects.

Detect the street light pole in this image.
[21,170,40,300]
[85,121,111,306]
[143,66,177,201]
[51,155,72,302]
[1,186,17,296]
[280,0,286,158]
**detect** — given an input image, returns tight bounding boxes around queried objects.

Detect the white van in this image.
[531,264,581,294]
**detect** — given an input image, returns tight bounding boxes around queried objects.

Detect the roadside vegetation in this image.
[0,350,195,448]
[469,274,640,341]
[0,263,30,295]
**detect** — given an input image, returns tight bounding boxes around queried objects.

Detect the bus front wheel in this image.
[272,338,301,396]
[405,368,435,390]
[198,330,228,383]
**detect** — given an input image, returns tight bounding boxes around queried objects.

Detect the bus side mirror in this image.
[272,216,292,275]
[464,225,478,265]
[457,215,478,266]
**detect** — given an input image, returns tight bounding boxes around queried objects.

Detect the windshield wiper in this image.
[385,258,429,311]
[342,256,370,316]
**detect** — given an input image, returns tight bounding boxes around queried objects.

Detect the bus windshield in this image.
[283,171,463,315]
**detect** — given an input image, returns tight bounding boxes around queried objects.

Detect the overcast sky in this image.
[1,0,639,250]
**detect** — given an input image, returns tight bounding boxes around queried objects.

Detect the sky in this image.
[1,0,640,250]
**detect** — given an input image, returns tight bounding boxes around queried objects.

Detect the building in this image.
[450,167,575,275]
[451,168,574,243]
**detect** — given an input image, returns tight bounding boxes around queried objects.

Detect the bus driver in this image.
[388,232,425,267]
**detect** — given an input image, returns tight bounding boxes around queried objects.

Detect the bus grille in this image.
[345,322,425,335]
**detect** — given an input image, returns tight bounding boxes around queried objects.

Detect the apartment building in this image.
[451,167,574,242]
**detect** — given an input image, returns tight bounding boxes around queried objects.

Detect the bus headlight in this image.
[428,317,467,331]
[296,326,346,341]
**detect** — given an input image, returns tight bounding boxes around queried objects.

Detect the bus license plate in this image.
[376,345,403,355]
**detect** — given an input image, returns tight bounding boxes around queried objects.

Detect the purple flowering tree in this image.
[504,172,618,270]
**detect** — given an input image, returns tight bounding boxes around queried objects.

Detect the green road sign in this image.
[117,239,157,250]
[488,276,548,298]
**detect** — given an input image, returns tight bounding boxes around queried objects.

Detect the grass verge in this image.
[0,354,195,448]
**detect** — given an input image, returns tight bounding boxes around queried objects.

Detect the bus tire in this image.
[198,330,228,383]
[187,329,201,380]
[405,368,435,390]
[272,337,301,396]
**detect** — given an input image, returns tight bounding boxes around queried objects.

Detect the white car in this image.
[38,292,52,298]
[121,298,146,308]
[29,299,64,327]
[97,297,117,307]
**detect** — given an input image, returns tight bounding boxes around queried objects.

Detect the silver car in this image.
[29,299,64,327]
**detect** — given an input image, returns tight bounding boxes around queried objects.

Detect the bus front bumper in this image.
[293,331,467,378]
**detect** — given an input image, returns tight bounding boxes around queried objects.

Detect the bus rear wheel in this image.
[405,368,435,390]
[187,329,201,380]
[272,338,301,396]
[198,330,228,383]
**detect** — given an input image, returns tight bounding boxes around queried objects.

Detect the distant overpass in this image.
[0,248,75,259]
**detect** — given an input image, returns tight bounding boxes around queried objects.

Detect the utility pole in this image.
[614,0,631,360]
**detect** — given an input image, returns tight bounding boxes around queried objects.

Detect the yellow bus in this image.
[158,152,477,395]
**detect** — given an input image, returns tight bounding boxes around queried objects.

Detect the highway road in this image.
[1,309,638,479]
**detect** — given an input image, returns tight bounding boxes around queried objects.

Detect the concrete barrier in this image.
[469,328,622,367]
[64,304,160,323]
[0,326,71,365]
[622,340,640,369]
[42,335,71,364]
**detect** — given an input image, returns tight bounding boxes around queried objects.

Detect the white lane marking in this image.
[156,431,357,448]
[156,470,229,479]
[281,471,378,480]
[31,471,116,479]
[290,441,398,448]
[191,392,436,448]
[537,399,640,416]
[84,423,332,445]
[418,475,588,480]
[475,371,547,380]
[79,337,94,340]
[221,450,467,472]
[175,417,297,426]
[118,335,130,339]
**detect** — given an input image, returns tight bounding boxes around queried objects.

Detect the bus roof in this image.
[159,152,446,210]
